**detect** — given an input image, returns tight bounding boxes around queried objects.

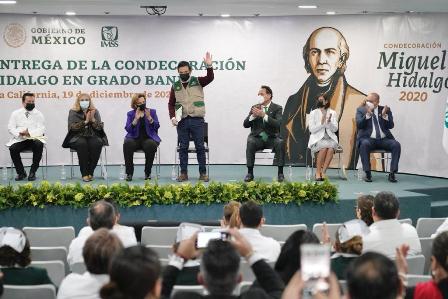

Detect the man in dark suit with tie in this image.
[243,86,285,182]
[356,92,401,182]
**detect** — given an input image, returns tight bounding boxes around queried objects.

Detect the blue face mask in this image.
[80,101,90,110]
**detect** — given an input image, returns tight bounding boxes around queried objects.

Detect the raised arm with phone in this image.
[161,228,284,299]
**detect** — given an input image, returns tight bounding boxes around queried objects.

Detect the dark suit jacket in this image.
[243,102,283,138]
[161,259,284,299]
[356,105,395,142]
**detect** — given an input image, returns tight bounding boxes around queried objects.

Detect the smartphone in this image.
[300,244,330,293]
[196,231,230,249]
[177,222,203,243]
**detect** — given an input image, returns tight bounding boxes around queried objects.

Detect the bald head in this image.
[88,200,116,230]
[303,27,350,85]
[367,92,380,108]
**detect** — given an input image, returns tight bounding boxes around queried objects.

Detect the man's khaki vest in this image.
[173,76,205,118]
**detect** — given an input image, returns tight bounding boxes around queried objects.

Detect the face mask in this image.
[80,101,90,110]
[138,103,146,111]
[179,73,190,82]
[366,101,374,109]
[25,103,35,111]
[258,95,266,104]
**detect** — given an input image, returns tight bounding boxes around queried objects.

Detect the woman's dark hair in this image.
[100,245,161,299]
[357,195,374,226]
[317,94,330,109]
[432,231,448,273]
[274,230,320,283]
[0,231,31,268]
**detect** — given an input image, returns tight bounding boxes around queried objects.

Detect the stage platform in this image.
[0,165,447,233]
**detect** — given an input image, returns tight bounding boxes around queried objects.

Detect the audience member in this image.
[238,200,281,262]
[161,229,284,299]
[355,194,374,226]
[171,223,203,285]
[397,231,448,299]
[77,200,137,244]
[331,219,370,279]
[58,229,124,299]
[0,227,53,285]
[68,200,137,266]
[346,252,404,299]
[432,218,448,238]
[362,191,421,257]
[274,230,319,284]
[221,201,241,229]
[100,246,161,299]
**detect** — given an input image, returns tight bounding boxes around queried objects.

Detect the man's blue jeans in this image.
[177,116,206,174]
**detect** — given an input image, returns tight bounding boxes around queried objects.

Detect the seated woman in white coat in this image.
[308,95,339,181]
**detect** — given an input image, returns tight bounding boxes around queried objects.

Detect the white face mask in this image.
[366,101,374,110]
[258,95,266,104]
[80,101,90,110]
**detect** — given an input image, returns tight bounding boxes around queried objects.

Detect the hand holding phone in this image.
[301,244,331,293]
[196,231,230,249]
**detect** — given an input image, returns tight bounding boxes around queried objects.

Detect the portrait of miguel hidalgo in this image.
[281,27,365,169]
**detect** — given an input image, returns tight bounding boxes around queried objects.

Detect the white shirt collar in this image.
[262,101,271,110]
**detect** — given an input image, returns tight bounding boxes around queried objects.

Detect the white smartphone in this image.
[300,244,331,293]
[196,231,230,249]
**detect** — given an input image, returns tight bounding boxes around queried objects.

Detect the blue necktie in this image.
[372,113,381,139]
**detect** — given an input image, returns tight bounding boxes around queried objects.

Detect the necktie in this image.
[259,106,269,141]
[372,113,381,139]
[25,112,29,118]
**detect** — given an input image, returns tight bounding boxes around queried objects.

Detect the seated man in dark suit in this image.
[161,229,284,299]
[356,92,401,182]
[243,85,285,182]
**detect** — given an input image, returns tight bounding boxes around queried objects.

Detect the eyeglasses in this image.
[80,99,89,101]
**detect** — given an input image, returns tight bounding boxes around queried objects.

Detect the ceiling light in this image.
[326,11,336,15]
[298,5,317,9]
[221,14,230,17]
[0,1,17,4]
[65,11,76,16]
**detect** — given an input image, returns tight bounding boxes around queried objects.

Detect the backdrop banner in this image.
[1,14,447,177]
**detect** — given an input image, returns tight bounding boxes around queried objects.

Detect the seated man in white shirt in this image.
[68,200,137,267]
[362,191,421,257]
[58,228,123,299]
[77,200,137,247]
[7,92,46,181]
[238,200,281,262]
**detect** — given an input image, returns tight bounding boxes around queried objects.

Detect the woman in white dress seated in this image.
[308,95,339,181]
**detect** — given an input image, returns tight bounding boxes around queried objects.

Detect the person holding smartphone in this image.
[161,229,284,299]
[123,93,161,181]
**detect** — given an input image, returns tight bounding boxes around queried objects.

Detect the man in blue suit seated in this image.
[356,92,401,182]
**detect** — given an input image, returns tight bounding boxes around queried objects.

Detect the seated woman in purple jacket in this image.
[123,94,161,181]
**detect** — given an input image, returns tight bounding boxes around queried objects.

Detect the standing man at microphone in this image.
[243,85,285,182]
[356,92,401,182]
[169,52,214,182]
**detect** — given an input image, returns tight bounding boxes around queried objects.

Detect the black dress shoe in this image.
[244,173,254,182]
[15,173,27,181]
[388,172,398,183]
[277,173,285,182]
[144,174,151,180]
[364,175,372,182]
[28,172,36,181]
[125,174,132,181]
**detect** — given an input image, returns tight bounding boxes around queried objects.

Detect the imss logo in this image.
[101,26,118,47]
